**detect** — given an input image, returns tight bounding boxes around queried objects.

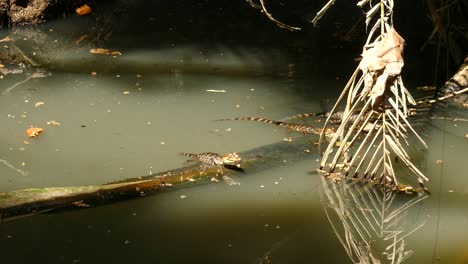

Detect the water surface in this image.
[1,2,467,263]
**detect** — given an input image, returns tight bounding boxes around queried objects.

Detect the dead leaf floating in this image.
[75,34,89,45]
[206,89,226,93]
[26,127,44,138]
[0,36,11,43]
[76,4,92,16]
[90,48,122,56]
[47,120,61,126]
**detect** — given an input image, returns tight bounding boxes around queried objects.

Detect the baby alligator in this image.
[216,117,324,135]
[178,152,242,185]
[178,152,241,167]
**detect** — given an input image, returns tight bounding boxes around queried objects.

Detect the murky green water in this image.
[1,1,467,263]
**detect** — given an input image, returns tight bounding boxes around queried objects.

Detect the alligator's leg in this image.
[199,164,211,176]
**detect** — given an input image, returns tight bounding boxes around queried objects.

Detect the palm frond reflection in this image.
[320,177,428,264]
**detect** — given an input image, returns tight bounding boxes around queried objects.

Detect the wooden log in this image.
[441,55,468,94]
[0,137,315,222]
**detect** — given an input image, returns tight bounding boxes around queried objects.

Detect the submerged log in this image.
[0,137,315,222]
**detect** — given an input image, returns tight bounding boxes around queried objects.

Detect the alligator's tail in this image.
[279,112,325,121]
[215,117,284,127]
[178,152,198,159]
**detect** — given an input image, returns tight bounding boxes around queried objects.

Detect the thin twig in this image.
[311,0,336,27]
[258,0,301,31]
[0,159,28,176]
[244,0,261,9]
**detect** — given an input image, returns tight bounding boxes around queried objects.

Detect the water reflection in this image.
[320,177,429,264]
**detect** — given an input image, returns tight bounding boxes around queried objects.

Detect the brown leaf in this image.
[76,4,92,16]
[360,27,405,74]
[359,27,406,102]
[26,127,44,138]
[75,34,89,45]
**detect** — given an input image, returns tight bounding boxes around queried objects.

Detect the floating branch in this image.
[0,137,314,222]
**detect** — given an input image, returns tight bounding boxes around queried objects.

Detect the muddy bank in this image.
[0,0,92,28]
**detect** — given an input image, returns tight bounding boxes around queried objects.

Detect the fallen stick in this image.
[0,137,315,223]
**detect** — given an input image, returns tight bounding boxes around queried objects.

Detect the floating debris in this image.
[0,36,11,42]
[26,127,44,138]
[416,85,436,91]
[90,48,122,56]
[76,4,92,16]
[180,195,187,199]
[73,200,91,208]
[75,34,89,45]
[34,102,45,107]
[283,137,293,142]
[0,158,28,176]
[47,120,61,126]
[397,185,414,194]
[211,177,220,182]
[123,91,130,95]
[206,89,226,93]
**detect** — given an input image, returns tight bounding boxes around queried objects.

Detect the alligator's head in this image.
[222,152,241,166]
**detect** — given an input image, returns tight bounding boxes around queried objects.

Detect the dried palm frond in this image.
[321,176,428,263]
[317,0,429,190]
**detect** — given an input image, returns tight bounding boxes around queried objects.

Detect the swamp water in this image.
[1,1,468,263]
